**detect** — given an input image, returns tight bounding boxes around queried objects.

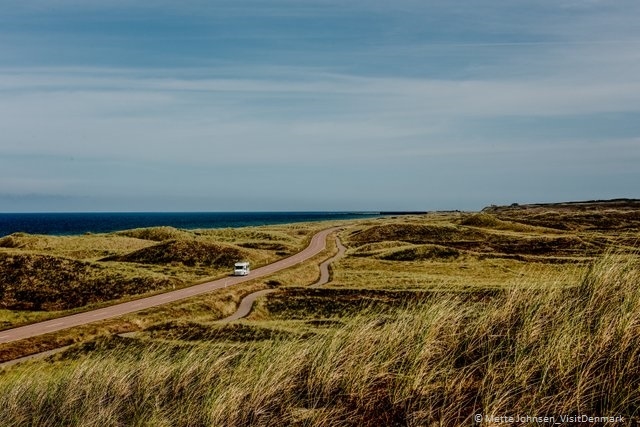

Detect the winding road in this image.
[0,226,341,345]
[310,235,346,288]
[216,289,277,323]
[216,233,346,323]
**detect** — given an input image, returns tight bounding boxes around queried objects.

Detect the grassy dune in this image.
[0,220,344,359]
[0,224,319,329]
[0,251,176,311]
[1,201,639,425]
[0,252,638,426]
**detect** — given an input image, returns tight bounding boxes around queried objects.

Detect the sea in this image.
[0,212,381,237]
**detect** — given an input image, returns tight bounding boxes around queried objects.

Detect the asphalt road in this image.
[216,234,346,323]
[0,226,341,345]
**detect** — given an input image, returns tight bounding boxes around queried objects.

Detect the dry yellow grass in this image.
[0,223,331,330]
[0,251,638,426]
[331,254,584,291]
[1,203,639,425]
[0,233,154,261]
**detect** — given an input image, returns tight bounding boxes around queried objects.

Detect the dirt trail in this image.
[216,233,347,323]
[310,235,346,288]
[216,289,278,323]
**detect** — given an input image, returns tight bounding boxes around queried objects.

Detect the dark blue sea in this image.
[0,212,380,237]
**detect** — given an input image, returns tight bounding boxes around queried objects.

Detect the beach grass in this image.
[1,201,639,425]
[0,250,638,426]
[0,223,332,328]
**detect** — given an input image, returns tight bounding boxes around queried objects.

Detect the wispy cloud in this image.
[0,0,639,210]
[1,61,640,167]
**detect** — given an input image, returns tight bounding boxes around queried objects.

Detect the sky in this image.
[1,0,639,212]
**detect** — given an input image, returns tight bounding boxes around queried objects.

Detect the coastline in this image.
[0,211,380,237]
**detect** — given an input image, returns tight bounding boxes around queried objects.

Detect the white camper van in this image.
[234,261,250,276]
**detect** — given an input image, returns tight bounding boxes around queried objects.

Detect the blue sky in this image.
[1,0,639,212]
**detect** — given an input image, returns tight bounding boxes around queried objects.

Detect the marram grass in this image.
[1,252,638,426]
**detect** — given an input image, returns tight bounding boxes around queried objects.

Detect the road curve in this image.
[310,235,346,288]
[216,289,277,323]
[216,232,346,323]
[0,226,341,345]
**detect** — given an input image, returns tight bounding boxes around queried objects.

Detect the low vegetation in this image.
[102,239,248,267]
[115,226,195,242]
[0,224,319,328]
[145,321,308,342]
[0,251,638,426]
[0,252,176,311]
[483,199,640,231]
[0,232,152,261]
[378,243,461,261]
[1,200,638,425]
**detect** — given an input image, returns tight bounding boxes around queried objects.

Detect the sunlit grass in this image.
[0,223,329,328]
[330,255,584,291]
[1,251,638,426]
[2,205,640,425]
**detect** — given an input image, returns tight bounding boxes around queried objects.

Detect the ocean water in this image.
[0,212,379,237]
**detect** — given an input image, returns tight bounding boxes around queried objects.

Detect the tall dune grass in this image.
[0,252,638,426]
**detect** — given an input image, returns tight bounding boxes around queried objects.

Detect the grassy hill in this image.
[1,201,638,426]
[102,239,248,267]
[1,252,637,426]
[0,252,176,311]
[0,225,313,327]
